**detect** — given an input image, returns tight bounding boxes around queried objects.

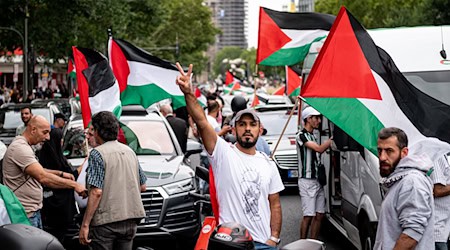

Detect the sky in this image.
[247,0,292,48]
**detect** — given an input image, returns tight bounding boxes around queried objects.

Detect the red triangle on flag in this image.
[256,7,292,64]
[195,87,202,98]
[301,7,381,100]
[273,85,285,96]
[251,93,260,107]
[72,46,92,128]
[67,59,74,74]
[225,71,234,86]
[109,38,130,93]
[286,66,301,96]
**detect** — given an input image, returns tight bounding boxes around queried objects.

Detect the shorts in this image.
[298,178,325,216]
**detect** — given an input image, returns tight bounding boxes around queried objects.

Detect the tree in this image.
[212,46,244,76]
[315,0,449,29]
[0,0,218,73]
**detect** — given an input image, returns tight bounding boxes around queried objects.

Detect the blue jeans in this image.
[254,241,277,250]
[435,242,447,250]
[29,210,42,229]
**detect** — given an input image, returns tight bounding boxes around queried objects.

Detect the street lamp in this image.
[0,26,28,100]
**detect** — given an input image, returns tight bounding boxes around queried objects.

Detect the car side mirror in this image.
[195,165,210,184]
[185,140,202,158]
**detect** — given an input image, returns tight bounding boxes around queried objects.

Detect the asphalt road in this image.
[279,188,357,250]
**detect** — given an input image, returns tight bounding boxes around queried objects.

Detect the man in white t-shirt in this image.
[175,63,284,249]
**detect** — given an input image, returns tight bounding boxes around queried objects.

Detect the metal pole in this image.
[23,1,29,101]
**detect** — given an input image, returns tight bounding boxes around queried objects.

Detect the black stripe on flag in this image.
[82,59,116,98]
[113,39,178,71]
[262,7,335,30]
[347,10,450,143]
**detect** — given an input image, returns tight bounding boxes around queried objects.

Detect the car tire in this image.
[359,215,376,250]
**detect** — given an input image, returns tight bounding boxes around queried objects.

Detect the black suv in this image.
[0,102,63,145]
[62,106,202,249]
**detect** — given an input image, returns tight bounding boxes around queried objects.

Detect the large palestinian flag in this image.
[72,47,122,128]
[301,7,450,155]
[108,38,185,109]
[256,7,335,66]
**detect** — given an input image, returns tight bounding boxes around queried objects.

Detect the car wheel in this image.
[359,215,376,250]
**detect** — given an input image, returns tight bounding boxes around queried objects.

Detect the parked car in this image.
[0,102,63,145]
[31,98,71,119]
[62,105,202,249]
[255,104,299,187]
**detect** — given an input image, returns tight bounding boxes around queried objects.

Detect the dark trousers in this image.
[89,219,138,250]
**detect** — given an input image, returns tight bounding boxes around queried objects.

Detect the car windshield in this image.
[63,119,176,159]
[0,108,50,129]
[258,112,298,136]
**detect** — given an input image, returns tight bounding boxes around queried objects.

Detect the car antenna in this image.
[440,26,447,60]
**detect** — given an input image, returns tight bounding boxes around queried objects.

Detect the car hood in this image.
[138,155,194,187]
[262,134,296,152]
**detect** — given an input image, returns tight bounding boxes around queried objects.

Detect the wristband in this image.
[269,236,280,244]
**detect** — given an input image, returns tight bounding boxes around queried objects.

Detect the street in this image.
[279,188,356,250]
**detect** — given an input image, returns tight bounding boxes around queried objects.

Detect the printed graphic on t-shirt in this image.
[240,169,262,221]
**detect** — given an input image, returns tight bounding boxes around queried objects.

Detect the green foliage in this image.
[212,46,244,76]
[315,0,449,29]
[0,0,218,72]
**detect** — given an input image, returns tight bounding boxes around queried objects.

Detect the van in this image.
[301,26,450,250]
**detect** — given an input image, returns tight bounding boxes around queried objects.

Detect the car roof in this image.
[0,102,57,110]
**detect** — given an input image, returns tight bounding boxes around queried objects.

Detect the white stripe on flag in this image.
[359,70,426,144]
[88,82,121,115]
[282,29,328,49]
[127,61,182,96]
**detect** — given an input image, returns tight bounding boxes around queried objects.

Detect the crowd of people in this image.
[0,84,70,105]
[0,62,448,250]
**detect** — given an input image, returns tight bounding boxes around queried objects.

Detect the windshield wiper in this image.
[165,155,177,162]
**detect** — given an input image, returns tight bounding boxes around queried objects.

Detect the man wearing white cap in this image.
[296,106,333,239]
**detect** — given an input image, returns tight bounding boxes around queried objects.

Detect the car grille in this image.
[163,207,198,230]
[141,189,164,226]
[274,153,298,168]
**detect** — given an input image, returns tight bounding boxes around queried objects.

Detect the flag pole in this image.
[270,96,299,159]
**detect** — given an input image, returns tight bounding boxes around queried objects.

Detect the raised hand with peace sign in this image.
[175,62,193,94]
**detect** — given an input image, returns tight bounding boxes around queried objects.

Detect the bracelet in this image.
[60,171,64,177]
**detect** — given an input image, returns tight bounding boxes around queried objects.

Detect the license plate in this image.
[288,170,298,178]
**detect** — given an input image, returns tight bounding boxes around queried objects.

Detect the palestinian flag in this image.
[72,47,122,128]
[67,58,76,79]
[225,71,241,86]
[301,7,450,155]
[286,66,302,96]
[272,85,285,95]
[0,184,30,226]
[251,93,261,107]
[108,38,185,109]
[195,87,207,107]
[256,7,335,66]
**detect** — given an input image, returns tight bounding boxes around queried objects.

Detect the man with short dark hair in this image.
[16,106,33,136]
[79,111,147,250]
[52,113,67,130]
[176,63,284,249]
[374,127,434,249]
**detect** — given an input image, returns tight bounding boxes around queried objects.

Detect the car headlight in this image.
[162,178,194,195]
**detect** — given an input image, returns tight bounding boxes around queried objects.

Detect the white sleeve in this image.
[269,161,285,194]
[430,155,448,185]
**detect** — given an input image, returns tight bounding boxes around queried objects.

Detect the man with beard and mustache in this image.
[296,106,333,239]
[374,127,434,250]
[175,63,284,249]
